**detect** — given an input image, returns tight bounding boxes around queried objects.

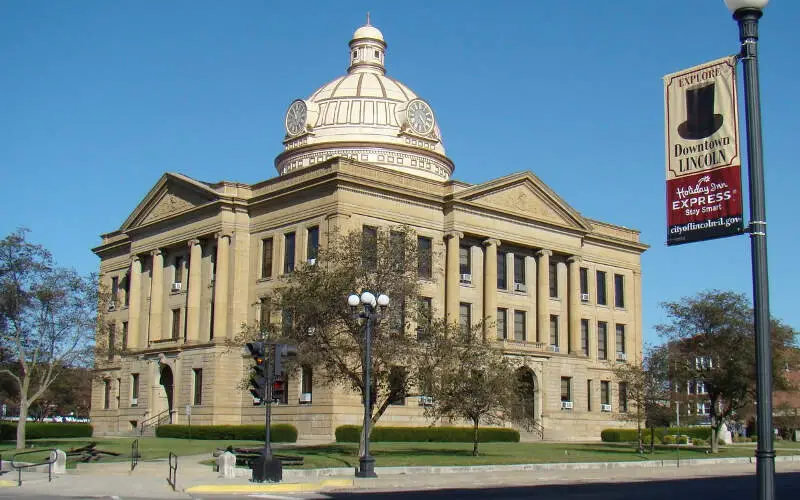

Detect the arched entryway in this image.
[512,366,542,437]
[158,364,175,424]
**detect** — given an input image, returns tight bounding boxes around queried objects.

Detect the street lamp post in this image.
[723,2,773,500]
[347,291,389,478]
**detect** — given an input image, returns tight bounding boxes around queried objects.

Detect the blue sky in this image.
[2,1,798,345]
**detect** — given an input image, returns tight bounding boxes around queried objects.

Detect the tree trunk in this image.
[472,418,480,457]
[16,398,28,449]
[636,416,643,452]
[710,425,719,454]
[650,426,655,453]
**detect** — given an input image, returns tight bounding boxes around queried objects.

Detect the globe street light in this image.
[347,291,389,478]
[724,1,772,500]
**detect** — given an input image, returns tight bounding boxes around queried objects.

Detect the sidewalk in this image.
[3,452,800,498]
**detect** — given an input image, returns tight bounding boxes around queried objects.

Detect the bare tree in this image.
[0,230,97,448]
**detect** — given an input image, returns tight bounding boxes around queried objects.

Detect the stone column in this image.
[149,249,164,343]
[213,233,231,340]
[482,238,501,340]
[536,249,552,344]
[567,256,582,355]
[128,256,143,349]
[185,239,202,343]
[444,231,462,325]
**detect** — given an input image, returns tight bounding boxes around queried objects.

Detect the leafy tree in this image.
[613,344,671,452]
[656,290,798,453]
[417,326,521,456]
[244,226,450,456]
[0,230,97,448]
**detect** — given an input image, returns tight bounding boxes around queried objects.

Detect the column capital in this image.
[324,212,350,221]
[567,255,583,264]
[150,248,163,257]
[187,238,201,247]
[215,232,232,241]
[482,238,501,248]
[130,254,141,264]
[536,249,553,258]
[444,231,464,241]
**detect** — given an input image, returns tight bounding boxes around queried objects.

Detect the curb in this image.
[185,478,353,494]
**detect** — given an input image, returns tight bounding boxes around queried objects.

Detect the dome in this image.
[275,22,454,181]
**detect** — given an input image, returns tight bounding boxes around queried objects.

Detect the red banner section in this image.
[666,166,744,245]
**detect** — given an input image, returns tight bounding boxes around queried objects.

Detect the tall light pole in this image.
[348,291,389,478]
[724,2,773,500]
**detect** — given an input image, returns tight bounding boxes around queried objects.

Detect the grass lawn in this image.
[1,437,792,469]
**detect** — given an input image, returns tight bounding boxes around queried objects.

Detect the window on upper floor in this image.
[497,252,507,289]
[307,226,319,263]
[416,297,432,341]
[614,273,625,308]
[459,302,471,339]
[549,261,558,298]
[580,319,589,356]
[513,255,525,285]
[459,246,471,276]
[598,321,608,360]
[550,315,559,347]
[561,377,572,402]
[579,267,589,297]
[261,237,274,279]
[174,256,183,284]
[284,232,296,274]
[596,271,607,305]
[619,382,628,412]
[514,310,526,341]
[600,380,611,406]
[497,308,508,340]
[417,236,432,279]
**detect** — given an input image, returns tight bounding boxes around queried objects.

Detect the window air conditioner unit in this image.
[252,396,262,406]
[107,303,116,312]
[513,282,527,292]
[548,344,560,353]
[171,282,182,293]
[617,352,627,362]
[131,398,138,407]
[419,396,434,407]
[307,258,316,265]
[459,273,472,284]
[561,401,574,410]
[601,404,612,412]
[581,293,590,302]
[299,392,312,404]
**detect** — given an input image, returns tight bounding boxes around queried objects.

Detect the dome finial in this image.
[366,12,371,26]
[349,20,386,75]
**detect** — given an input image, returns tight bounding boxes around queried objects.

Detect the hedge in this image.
[156,424,297,442]
[0,422,93,441]
[601,426,712,443]
[335,425,519,443]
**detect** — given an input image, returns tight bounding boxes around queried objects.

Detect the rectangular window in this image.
[587,380,593,411]
[497,252,507,289]
[121,321,128,350]
[171,309,181,340]
[417,236,432,279]
[210,247,217,281]
[514,310,526,341]
[361,226,377,270]
[131,373,139,406]
[598,321,608,360]
[193,368,203,405]
[619,382,628,412]
[259,297,270,327]
[261,237,273,278]
[416,297,432,341]
[596,271,607,305]
[123,272,130,307]
[549,261,558,298]
[108,322,116,359]
[549,315,559,347]
[389,367,407,405]
[283,232,296,274]
[282,309,293,337]
[497,308,507,340]
[391,299,407,335]
[579,267,588,296]
[580,319,589,356]
[103,380,111,409]
[301,366,313,404]
[209,300,215,339]
[601,380,610,406]
[560,377,571,402]
[111,276,119,305]
[174,256,183,284]
[459,246,471,275]
[614,273,625,308]
[616,324,626,357]
[307,226,319,263]
[513,255,525,285]
[459,302,471,338]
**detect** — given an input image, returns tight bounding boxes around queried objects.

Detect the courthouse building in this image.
[90,22,647,441]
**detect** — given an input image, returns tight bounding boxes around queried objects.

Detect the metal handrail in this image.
[166,452,177,491]
[131,439,139,471]
[10,448,57,486]
[139,409,172,435]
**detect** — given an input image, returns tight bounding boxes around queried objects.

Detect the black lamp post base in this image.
[356,456,377,478]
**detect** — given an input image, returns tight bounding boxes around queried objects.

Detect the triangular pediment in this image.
[120,173,219,231]
[453,172,591,232]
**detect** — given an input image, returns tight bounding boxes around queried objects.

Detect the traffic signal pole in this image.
[263,345,273,458]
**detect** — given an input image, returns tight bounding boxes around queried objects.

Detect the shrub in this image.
[601,426,712,443]
[600,429,640,443]
[693,438,708,447]
[335,425,519,443]
[155,424,297,442]
[662,435,675,445]
[0,422,93,441]
[677,435,689,445]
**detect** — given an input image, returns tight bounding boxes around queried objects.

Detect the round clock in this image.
[406,99,435,135]
[285,100,307,136]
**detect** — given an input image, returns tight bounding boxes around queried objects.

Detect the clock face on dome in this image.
[406,99,434,135]
[285,100,307,136]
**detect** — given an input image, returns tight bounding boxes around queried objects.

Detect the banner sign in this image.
[663,56,744,246]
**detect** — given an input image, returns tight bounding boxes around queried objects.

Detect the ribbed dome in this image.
[275,22,454,181]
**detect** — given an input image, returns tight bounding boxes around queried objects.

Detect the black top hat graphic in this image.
[678,82,724,140]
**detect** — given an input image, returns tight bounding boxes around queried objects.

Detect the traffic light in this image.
[272,379,287,404]
[246,342,267,403]
[273,343,298,377]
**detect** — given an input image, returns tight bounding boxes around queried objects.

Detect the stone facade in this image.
[90,21,647,442]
